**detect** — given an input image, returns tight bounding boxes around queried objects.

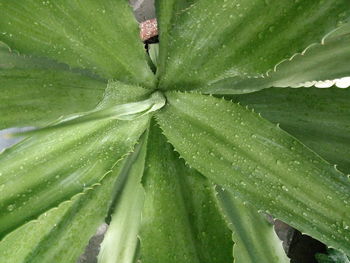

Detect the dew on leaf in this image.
[281,185,289,192]
[7,204,15,212]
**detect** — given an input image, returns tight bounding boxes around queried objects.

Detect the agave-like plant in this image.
[0,0,350,262]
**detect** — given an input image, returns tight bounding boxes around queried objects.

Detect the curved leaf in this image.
[157,0,350,92]
[203,24,350,94]
[17,91,165,137]
[0,116,149,239]
[139,122,233,263]
[156,92,350,254]
[155,0,196,79]
[0,156,128,263]
[98,134,147,263]
[232,87,350,174]
[0,42,105,129]
[263,25,350,89]
[0,0,154,86]
[216,187,289,263]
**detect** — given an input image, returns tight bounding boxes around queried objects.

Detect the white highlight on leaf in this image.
[12,91,166,137]
[298,77,350,89]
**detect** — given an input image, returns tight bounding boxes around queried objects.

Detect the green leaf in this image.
[98,134,147,263]
[16,90,165,137]
[0,41,106,129]
[157,0,350,92]
[316,248,350,263]
[155,0,196,79]
[0,116,149,239]
[148,44,159,70]
[0,0,154,87]
[232,87,350,174]
[0,154,129,263]
[156,92,350,254]
[139,122,233,263]
[202,23,350,94]
[216,187,289,263]
[262,24,350,89]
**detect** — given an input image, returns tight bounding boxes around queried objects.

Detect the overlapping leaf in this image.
[217,187,289,263]
[139,122,233,263]
[0,0,154,87]
[0,116,149,239]
[0,158,127,263]
[156,92,350,254]
[232,87,350,174]
[0,81,153,239]
[98,135,147,263]
[155,0,196,79]
[0,41,105,129]
[157,0,350,92]
[203,23,350,94]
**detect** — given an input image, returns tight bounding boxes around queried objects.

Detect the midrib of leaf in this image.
[230,87,350,173]
[13,91,166,137]
[139,121,233,263]
[156,92,350,254]
[172,103,347,222]
[166,104,343,220]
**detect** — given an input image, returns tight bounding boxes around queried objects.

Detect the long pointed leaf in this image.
[217,187,289,263]
[139,122,233,263]
[98,134,147,263]
[156,92,350,254]
[0,0,154,86]
[0,42,105,129]
[0,116,149,239]
[0,154,129,263]
[203,24,350,94]
[157,0,350,92]
[232,87,350,174]
[263,24,350,89]
[155,0,196,79]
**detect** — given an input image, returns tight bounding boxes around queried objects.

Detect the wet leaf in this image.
[0,41,105,129]
[0,0,154,86]
[0,154,130,263]
[157,0,350,92]
[232,87,350,174]
[156,91,350,254]
[217,187,289,263]
[139,122,233,263]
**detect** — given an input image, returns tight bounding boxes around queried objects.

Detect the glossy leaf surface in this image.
[217,187,289,263]
[0,0,154,86]
[98,136,147,263]
[0,116,149,239]
[232,87,350,174]
[263,25,350,88]
[0,42,105,129]
[140,122,233,263]
[157,0,350,92]
[155,0,196,79]
[203,24,350,94]
[156,92,350,254]
[0,160,125,263]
